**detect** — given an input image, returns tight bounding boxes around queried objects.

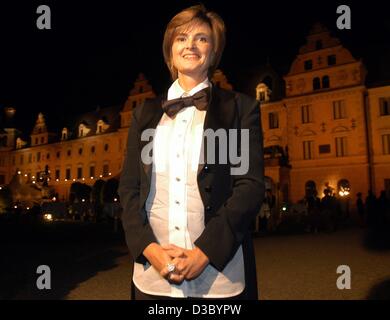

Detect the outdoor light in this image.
[17,171,21,175]
[52,197,56,202]
[114,198,118,202]
[56,179,59,182]
[82,178,85,181]
[14,205,17,209]
[65,179,68,182]
[24,174,27,177]
[43,213,53,222]
[99,175,103,178]
[0,186,2,190]
[108,172,112,176]
[27,207,30,210]
[82,199,85,202]
[90,177,94,179]
[32,181,36,184]
[73,179,76,182]
[32,176,35,179]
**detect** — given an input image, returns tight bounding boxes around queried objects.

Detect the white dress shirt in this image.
[132,78,245,298]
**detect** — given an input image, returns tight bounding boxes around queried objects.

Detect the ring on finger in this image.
[166,263,176,273]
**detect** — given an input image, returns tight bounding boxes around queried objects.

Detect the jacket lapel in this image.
[197,86,237,175]
[137,96,164,183]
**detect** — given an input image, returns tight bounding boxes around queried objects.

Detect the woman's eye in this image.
[176,37,186,42]
[199,37,208,42]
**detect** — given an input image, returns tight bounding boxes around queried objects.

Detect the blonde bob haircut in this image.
[162,4,226,80]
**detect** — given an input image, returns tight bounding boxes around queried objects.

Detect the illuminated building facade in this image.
[1,24,389,208]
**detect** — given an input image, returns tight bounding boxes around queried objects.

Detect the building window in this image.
[268,112,279,129]
[46,153,50,160]
[37,152,41,162]
[382,134,390,155]
[104,144,109,152]
[333,100,347,119]
[379,98,390,116]
[328,55,336,65]
[304,60,312,70]
[66,168,71,180]
[20,155,24,165]
[67,150,71,157]
[301,105,312,124]
[335,137,347,157]
[77,167,83,179]
[28,154,32,163]
[35,138,38,145]
[78,148,83,155]
[319,144,331,154]
[41,137,45,144]
[90,166,95,178]
[322,76,330,89]
[313,77,321,90]
[56,151,61,159]
[55,169,60,180]
[303,141,314,160]
[103,164,109,177]
[91,146,95,154]
[315,40,323,50]
[62,128,68,140]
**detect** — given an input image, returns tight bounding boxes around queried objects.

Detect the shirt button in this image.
[205,205,212,212]
[175,200,180,205]
[175,226,180,230]
[182,119,187,123]
[176,154,180,158]
[176,177,181,182]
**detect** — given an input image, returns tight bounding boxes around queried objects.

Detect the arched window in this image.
[62,128,68,140]
[313,77,321,90]
[322,75,330,89]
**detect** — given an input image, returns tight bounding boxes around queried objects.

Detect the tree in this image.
[0,186,13,214]
[102,178,119,203]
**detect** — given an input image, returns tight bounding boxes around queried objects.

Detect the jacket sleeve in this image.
[118,104,158,264]
[194,95,265,271]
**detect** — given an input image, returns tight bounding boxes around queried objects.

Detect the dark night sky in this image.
[0,0,389,133]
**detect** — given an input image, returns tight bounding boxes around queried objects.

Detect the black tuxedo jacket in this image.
[118,86,265,299]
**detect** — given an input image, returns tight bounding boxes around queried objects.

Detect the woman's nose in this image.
[186,37,196,49]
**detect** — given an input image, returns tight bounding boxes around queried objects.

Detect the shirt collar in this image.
[167,77,211,100]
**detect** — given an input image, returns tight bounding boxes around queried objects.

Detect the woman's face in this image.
[171,22,214,80]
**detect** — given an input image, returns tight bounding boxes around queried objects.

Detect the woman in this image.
[118,4,264,300]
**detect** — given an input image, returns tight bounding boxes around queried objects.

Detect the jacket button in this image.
[205,205,212,212]
[205,186,212,192]
[204,165,209,172]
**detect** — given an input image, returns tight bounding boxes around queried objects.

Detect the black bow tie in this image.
[162,87,210,118]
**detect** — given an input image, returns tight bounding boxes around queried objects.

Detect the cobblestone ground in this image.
[65,228,390,300]
[3,221,389,300]
[254,228,390,300]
